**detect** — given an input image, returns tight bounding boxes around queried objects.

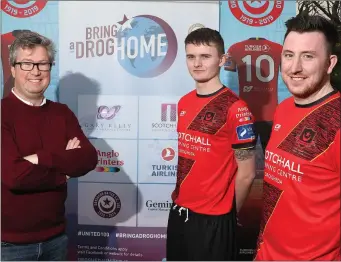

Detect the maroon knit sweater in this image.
[1,92,97,243]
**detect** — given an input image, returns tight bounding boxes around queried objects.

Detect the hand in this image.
[66,137,81,150]
[65,137,80,179]
[23,154,39,165]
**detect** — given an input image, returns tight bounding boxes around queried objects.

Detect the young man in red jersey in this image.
[1,31,98,260]
[166,28,257,260]
[254,15,340,261]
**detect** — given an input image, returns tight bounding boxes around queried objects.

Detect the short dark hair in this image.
[284,14,339,54]
[185,28,225,56]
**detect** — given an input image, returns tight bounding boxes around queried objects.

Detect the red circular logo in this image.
[1,0,48,18]
[14,0,30,4]
[228,0,284,27]
[161,147,175,162]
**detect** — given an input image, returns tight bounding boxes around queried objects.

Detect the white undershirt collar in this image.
[12,88,46,106]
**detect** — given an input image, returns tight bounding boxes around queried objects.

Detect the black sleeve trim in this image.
[232,141,257,150]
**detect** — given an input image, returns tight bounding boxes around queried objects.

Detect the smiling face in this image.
[11,45,51,101]
[185,43,225,83]
[281,31,337,99]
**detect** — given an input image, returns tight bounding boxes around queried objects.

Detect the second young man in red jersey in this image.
[166,28,257,260]
[255,15,340,260]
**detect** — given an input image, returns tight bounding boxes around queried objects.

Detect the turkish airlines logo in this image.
[161,103,177,122]
[161,147,175,161]
[97,105,121,120]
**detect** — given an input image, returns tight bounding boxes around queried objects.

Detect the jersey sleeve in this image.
[228,99,257,149]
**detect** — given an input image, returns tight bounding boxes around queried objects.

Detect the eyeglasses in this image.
[13,62,52,71]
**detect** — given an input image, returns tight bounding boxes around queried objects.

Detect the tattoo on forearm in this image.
[234,148,255,161]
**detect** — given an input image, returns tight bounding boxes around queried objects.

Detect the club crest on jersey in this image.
[236,124,255,140]
[203,111,215,122]
[299,127,316,144]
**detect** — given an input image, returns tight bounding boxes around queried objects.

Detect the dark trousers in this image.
[1,234,68,261]
[166,203,237,261]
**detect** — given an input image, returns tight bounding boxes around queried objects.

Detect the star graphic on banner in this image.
[103,198,111,206]
[118,14,133,31]
[118,14,128,25]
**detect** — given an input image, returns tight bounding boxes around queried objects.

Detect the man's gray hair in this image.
[9,31,56,66]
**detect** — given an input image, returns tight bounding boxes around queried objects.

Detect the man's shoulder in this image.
[1,96,17,112]
[46,99,65,106]
[1,96,11,105]
[224,86,240,99]
[276,96,294,111]
[46,100,71,112]
[222,87,246,109]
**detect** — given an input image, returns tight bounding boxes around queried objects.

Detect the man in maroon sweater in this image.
[1,31,98,260]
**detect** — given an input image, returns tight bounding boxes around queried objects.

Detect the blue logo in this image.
[117,15,178,78]
[236,124,255,140]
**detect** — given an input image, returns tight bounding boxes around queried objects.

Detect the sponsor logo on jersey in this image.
[236,123,255,140]
[274,124,281,131]
[239,116,252,122]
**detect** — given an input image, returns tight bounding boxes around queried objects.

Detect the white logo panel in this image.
[78,183,137,227]
[79,139,137,183]
[137,184,174,227]
[78,95,138,139]
[138,140,178,183]
[138,96,181,139]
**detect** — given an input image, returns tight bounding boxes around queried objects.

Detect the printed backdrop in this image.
[2,0,323,260]
[220,1,295,259]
